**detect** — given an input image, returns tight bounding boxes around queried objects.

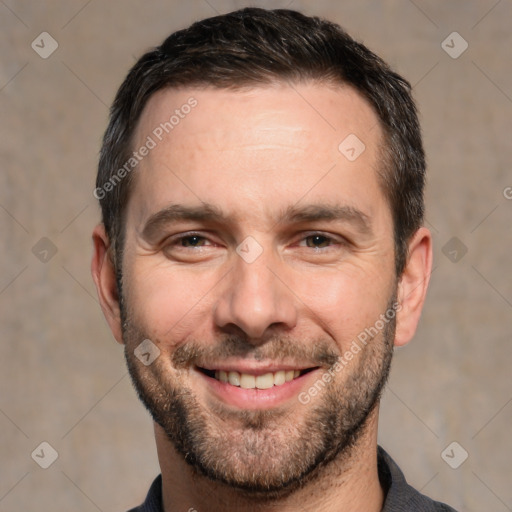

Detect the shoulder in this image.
[125,474,163,512]
[378,446,458,512]
[128,452,457,512]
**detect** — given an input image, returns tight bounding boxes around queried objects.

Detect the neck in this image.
[155,407,384,512]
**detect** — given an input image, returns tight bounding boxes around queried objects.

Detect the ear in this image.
[394,227,433,347]
[91,224,124,344]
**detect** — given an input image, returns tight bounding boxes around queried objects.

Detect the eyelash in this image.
[298,233,346,249]
[168,233,210,249]
[166,231,345,251]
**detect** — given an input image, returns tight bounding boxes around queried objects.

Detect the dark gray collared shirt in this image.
[127,446,458,511]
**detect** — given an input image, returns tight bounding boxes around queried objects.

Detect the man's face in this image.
[119,83,397,494]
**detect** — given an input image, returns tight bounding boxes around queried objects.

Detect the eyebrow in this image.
[141,203,227,241]
[278,203,372,234]
[140,201,372,241]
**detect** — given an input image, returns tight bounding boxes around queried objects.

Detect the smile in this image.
[197,367,316,389]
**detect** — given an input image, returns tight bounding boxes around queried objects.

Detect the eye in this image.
[164,232,214,251]
[176,234,209,248]
[303,234,332,249]
[160,232,221,262]
[299,233,341,250]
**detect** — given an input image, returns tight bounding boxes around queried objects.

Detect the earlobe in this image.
[394,227,433,347]
[91,224,124,344]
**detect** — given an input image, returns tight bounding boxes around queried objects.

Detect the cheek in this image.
[293,267,393,348]
[125,262,218,343]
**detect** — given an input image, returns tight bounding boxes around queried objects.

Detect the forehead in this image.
[128,83,387,227]
[135,82,381,153]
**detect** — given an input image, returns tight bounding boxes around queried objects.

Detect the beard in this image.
[121,294,396,499]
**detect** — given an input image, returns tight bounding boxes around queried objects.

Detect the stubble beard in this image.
[121,295,396,499]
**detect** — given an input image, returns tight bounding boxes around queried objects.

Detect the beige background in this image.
[1,1,511,510]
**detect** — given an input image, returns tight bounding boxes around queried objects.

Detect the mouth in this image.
[197,367,318,389]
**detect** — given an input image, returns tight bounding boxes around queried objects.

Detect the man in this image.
[91,7,457,512]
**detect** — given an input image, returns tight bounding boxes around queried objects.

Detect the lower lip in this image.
[195,369,320,410]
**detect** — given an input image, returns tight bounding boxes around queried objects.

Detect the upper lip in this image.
[195,361,320,376]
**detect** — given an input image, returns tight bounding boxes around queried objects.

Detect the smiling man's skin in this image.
[92,83,432,512]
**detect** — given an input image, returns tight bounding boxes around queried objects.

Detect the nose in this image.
[213,245,298,342]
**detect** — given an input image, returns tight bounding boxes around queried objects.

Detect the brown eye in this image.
[179,235,207,247]
[304,234,334,249]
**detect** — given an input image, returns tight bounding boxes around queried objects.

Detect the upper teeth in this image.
[214,370,301,389]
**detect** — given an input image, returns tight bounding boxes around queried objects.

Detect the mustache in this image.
[171,334,341,369]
